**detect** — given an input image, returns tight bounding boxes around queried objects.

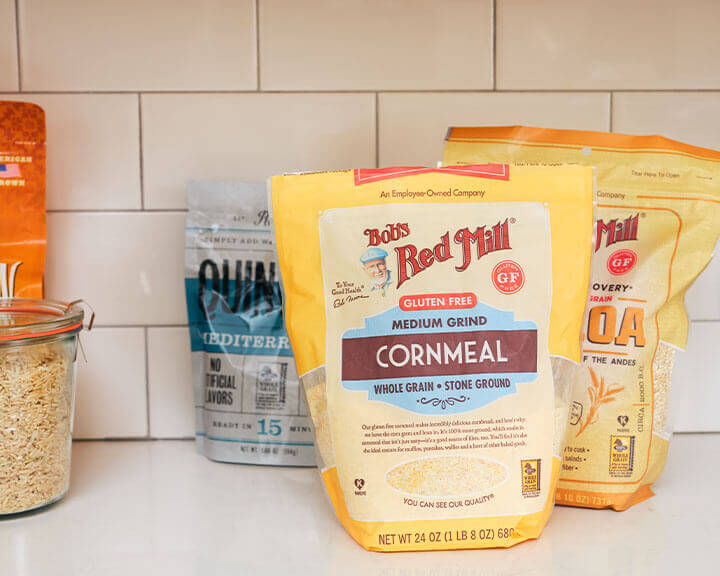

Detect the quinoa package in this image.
[443,127,720,510]
[271,165,594,551]
[185,181,314,465]
[0,101,46,298]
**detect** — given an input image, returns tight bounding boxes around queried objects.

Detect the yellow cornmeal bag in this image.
[443,127,720,511]
[271,165,594,551]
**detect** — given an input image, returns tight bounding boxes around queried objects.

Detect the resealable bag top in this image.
[271,165,594,551]
[0,101,46,298]
[443,126,720,510]
[185,181,314,466]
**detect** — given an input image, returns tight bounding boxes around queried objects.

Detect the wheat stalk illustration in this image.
[576,367,625,437]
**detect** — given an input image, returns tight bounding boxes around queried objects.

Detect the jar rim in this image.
[0,298,85,343]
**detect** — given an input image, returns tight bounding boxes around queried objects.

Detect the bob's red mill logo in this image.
[595,214,639,252]
[364,220,512,288]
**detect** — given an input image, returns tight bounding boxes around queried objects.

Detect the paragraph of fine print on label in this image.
[361,417,527,455]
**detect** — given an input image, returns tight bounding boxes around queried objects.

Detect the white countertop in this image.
[1,434,717,575]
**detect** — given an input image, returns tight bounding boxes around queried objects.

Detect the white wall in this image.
[2,0,718,437]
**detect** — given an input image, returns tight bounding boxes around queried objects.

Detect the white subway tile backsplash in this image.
[0,0,17,91]
[379,92,610,166]
[148,327,194,438]
[686,238,720,322]
[141,93,375,209]
[613,92,720,152]
[259,0,492,90]
[497,0,720,90]
[673,322,720,432]
[19,0,256,91]
[2,0,716,434]
[73,327,147,438]
[46,212,186,325]
[0,93,141,210]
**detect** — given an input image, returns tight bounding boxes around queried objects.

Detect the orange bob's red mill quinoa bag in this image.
[443,127,720,511]
[0,101,46,298]
[271,165,594,551]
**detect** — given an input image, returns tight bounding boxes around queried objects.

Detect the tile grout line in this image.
[88,320,720,330]
[5,89,720,95]
[47,209,188,214]
[138,94,145,209]
[255,0,261,90]
[94,324,188,329]
[144,326,151,438]
[74,437,195,442]
[14,0,21,91]
[70,431,720,442]
[609,91,614,132]
[374,92,379,168]
[492,0,497,90]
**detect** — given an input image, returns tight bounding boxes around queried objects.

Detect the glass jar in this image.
[0,298,88,515]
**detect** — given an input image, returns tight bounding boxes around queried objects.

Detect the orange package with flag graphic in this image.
[0,101,46,298]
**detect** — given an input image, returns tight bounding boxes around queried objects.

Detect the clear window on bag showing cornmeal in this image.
[386,455,508,497]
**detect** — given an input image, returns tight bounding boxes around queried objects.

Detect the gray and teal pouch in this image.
[184,181,314,465]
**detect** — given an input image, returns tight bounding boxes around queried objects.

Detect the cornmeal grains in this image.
[302,367,334,469]
[385,456,507,498]
[271,165,593,551]
[444,127,720,510]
